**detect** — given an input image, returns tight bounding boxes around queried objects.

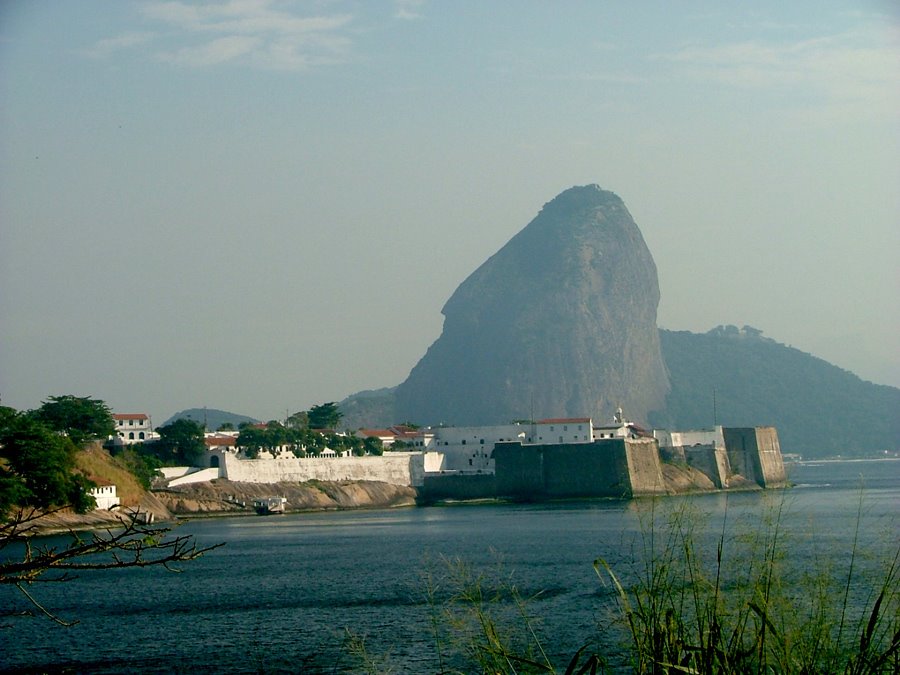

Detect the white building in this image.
[422,417,594,474]
[356,426,436,451]
[653,426,724,450]
[593,407,649,440]
[112,413,157,444]
[89,484,120,510]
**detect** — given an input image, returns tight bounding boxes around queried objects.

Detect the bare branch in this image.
[1,508,224,624]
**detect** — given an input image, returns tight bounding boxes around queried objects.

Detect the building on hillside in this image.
[205,432,238,460]
[111,413,157,444]
[89,484,120,510]
[355,426,436,451]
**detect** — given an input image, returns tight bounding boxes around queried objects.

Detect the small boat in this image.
[253,497,287,515]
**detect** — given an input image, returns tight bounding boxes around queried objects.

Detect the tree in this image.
[237,422,288,459]
[236,426,265,459]
[0,405,220,628]
[307,402,343,430]
[364,436,384,456]
[29,395,115,447]
[0,508,222,626]
[0,414,95,513]
[154,419,206,466]
[285,411,308,430]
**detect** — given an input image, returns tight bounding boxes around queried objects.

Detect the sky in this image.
[1,1,898,425]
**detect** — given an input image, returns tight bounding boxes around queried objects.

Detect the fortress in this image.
[164,413,787,501]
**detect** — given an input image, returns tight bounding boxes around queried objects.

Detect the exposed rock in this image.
[395,185,669,426]
[14,493,173,536]
[660,463,717,493]
[154,480,418,515]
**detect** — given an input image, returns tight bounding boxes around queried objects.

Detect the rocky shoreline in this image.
[153,479,418,516]
[15,468,761,536]
[15,480,418,535]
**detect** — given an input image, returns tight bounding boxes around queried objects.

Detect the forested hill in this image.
[163,408,259,431]
[652,326,900,458]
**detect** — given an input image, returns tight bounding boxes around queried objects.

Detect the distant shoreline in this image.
[790,456,899,464]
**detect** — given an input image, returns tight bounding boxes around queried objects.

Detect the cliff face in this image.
[395,185,669,426]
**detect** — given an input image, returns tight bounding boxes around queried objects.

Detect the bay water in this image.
[2,459,898,673]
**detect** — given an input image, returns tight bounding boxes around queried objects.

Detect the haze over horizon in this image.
[2,1,898,425]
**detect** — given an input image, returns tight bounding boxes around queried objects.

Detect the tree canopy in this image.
[153,418,206,466]
[0,409,95,515]
[29,395,115,447]
[307,402,343,430]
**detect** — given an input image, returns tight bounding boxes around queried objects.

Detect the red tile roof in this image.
[113,413,149,421]
[205,436,237,447]
[359,429,396,438]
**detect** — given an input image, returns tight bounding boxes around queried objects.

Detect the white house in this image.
[112,413,157,444]
[89,484,120,510]
[356,426,436,451]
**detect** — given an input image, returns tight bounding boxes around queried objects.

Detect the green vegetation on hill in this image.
[0,397,114,514]
[163,408,258,431]
[653,326,900,458]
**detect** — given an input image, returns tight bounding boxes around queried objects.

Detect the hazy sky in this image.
[2,1,898,424]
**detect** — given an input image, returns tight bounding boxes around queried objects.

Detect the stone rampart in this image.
[684,445,731,489]
[622,438,667,495]
[752,426,787,487]
[723,427,787,488]
[220,452,426,487]
[493,438,661,499]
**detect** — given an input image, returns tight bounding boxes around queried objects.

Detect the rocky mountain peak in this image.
[394,185,670,426]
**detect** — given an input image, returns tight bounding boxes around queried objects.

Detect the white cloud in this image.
[98,0,357,71]
[159,35,261,67]
[394,0,425,21]
[83,31,156,58]
[658,27,900,114]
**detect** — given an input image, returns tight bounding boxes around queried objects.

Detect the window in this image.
[479,439,484,445]
[462,440,466,445]
[139,432,145,440]
[128,432,134,440]
[564,425,568,431]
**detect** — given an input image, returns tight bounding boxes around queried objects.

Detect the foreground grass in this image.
[348,492,899,674]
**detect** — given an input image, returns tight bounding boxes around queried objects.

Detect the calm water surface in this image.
[1,459,897,673]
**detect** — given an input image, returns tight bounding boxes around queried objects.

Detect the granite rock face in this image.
[395,185,669,426]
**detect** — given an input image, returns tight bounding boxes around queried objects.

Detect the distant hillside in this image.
[340,326,899,459]
[162,408,259,431]
[339,388,396,430]
[650,326,900,458]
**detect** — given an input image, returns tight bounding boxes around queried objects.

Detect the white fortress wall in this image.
[168,467,222,487]
[220,452,426,487]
